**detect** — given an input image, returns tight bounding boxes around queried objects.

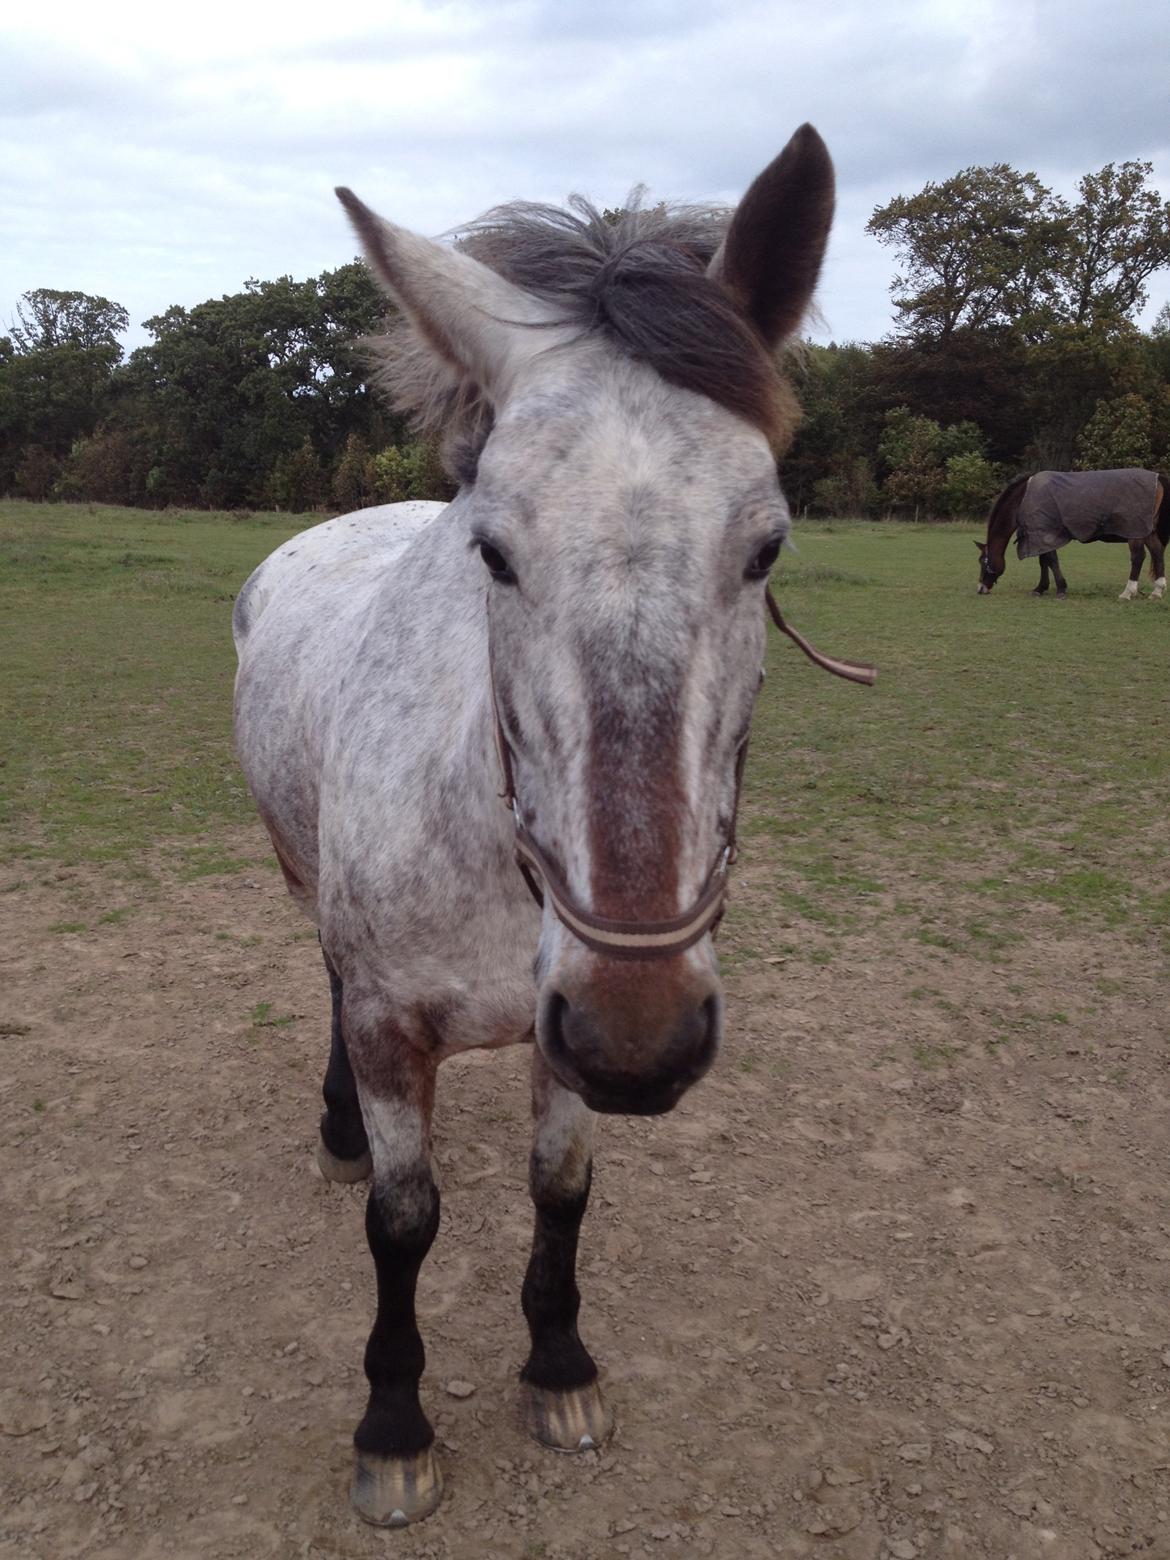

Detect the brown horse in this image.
[976,470,1170,600]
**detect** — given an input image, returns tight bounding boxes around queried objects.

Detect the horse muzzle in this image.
[536,974,722,1115]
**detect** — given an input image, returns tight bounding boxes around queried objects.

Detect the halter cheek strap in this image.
[493,588,875,960]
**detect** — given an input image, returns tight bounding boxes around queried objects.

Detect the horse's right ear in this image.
[708,124,835,348]
[335,187,558,403]
[973,540,985,550]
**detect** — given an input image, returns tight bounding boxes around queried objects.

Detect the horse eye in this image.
[478,542,515,583]
[747,537,782,580]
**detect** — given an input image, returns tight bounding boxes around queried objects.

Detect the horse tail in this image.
[1156,474,1170,549]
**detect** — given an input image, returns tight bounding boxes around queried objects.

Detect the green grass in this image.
[2,501,1168,960]
[248,1000,295,1029]
[746,518,1170,948]
[0,501,315,875]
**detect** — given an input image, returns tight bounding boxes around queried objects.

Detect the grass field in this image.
[1,497,1167,946]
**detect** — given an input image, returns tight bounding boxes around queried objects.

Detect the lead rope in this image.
[764,587,876,686]
[493,591,876,955]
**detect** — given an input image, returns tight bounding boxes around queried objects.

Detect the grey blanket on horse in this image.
[1016,469,1157,559]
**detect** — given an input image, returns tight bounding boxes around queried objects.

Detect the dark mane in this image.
[372,193,800,485]
[986,471,1032,533]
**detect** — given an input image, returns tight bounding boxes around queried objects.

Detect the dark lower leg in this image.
[356,1168,441,1459]
[319,945,369,1164]
[1033,556,1050,594]
[521,1168,596,1392]
[521,1054,597,1392]
[347,1049,442,1526]
[1130,544,1144,582]
[1051,553,1068,595]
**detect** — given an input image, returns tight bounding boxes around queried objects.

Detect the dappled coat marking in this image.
[233,125,844,1527]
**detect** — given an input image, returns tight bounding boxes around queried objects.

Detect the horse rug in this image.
[1016,468,1157,559]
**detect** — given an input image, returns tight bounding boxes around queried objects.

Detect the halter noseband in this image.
[492,586,874,961]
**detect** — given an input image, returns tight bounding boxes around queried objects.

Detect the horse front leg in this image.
[1120,543,1144,600]
[346,1033,442,1527]
[1032,554,1051,595]
[1051,551,1069,598]
[519,1049,612,1453]
[316,942,372,1183]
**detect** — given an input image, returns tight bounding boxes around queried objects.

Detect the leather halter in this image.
[492,585,874,961]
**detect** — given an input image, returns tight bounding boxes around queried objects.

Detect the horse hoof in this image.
[520,1380,614,1453]
[351,1446,442,1527]
[315,1139,372,1184]
[1056,591,1068,600]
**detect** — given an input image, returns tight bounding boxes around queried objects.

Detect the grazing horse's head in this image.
[975,540,1003,594]
[340,127,834,1115]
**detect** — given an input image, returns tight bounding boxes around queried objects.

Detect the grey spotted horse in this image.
[233,125,872,1527]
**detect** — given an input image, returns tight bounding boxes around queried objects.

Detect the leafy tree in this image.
[270,437,327,511]
[878,408,946,515]
[1056,163,1170,328]
[332,432,375,511]
[783,342,886,512]
[369,441,454,504]
[877,408,990,516]
[942,451,1001,516]
[1023,323,1156,468]
[55,428,143,505]
[10,289,129,354]
[867,166,1066,344]
[119,263,393,506]
[0,288,131,487]
[0,343,123,488]
[866,331,1032,466]
[13,445,62,499]
[1075,393,1155,470]
[810,456,879,517]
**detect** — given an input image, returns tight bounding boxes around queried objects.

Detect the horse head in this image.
[338,127,835,1115]
[975,539,1003,593]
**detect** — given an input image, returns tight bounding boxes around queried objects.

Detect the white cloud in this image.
[2,0,1168,348]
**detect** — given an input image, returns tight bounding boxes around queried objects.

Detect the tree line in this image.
[3,156,1169,517]
[0,267,453,512]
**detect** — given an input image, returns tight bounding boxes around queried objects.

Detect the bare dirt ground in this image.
[3,827,1169,1560]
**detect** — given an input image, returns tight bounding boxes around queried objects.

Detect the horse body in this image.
[234,126,837,1526]
[977,469,1169,599]
[234,499,543,1052]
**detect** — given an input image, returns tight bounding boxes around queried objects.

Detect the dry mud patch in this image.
[2,830,1169,1560]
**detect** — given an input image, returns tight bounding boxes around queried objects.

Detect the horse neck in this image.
[987,484,1022,564]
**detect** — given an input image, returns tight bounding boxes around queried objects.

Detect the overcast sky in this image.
[4,0,1169,353]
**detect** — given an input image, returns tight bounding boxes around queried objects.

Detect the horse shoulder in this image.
[233,501,449,648]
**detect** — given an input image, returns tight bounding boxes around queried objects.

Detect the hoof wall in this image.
[351,1447,442,1527]
[521,1380,613,1453]
[316,1139,372,1184]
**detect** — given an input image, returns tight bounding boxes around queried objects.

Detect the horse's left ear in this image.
[708,124,835,348]
[973,540,985,550]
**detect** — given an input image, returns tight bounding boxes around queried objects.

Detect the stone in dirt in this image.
[898,1443,932,1463]
[0,1392,51,1437]
[803,1503,862,1536]
[445,1379,476,1399]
